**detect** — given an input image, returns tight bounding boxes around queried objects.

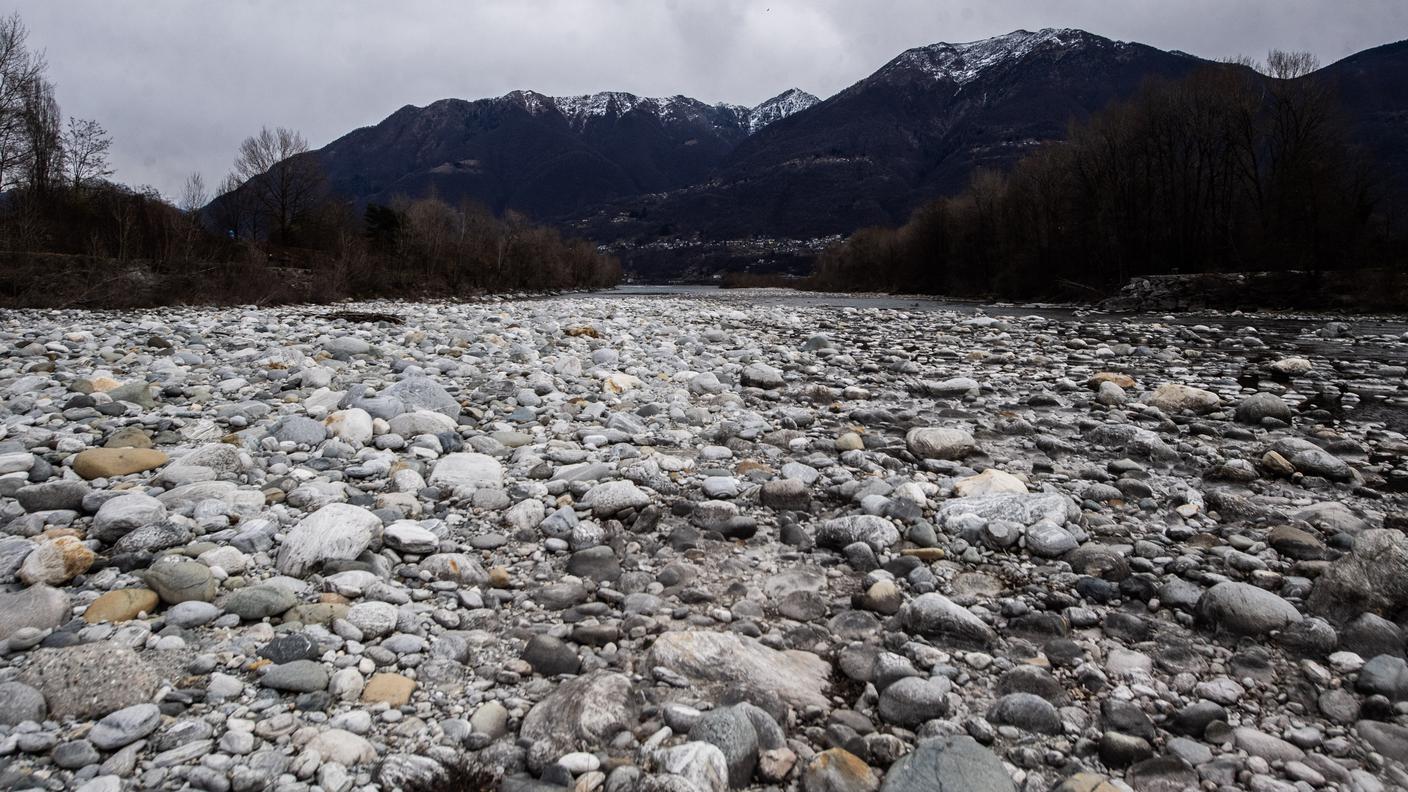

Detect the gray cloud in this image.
[12,0,1406,197]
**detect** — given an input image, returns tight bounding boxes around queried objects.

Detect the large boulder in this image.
[646,630,831,712]
[21,641,160,720]
[276,503,379,576]
[1307,529,1408,622]
[1197,582,1302,636]
[879,735,1014,792]
[519,672,641,759]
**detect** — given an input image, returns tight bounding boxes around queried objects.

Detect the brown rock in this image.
[72,448,168,479]
[803,748,877,792]
[84,588,160,623]
[19,536,95,585]
[104,427,155,449]
[362,672,414,706]
[1087,372,1136,389]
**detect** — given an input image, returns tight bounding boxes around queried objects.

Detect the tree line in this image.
[0,12,619,308]
[811,52,1402,299]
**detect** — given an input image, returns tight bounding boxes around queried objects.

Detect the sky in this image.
[11,0,1408,198]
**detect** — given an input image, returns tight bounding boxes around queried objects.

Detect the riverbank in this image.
[0,291,1405,790]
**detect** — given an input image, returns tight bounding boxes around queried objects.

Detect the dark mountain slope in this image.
[575,29,1207,240]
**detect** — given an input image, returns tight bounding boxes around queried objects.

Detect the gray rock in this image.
[142,559,217,604]
[522,634,581,676]
[1357,654,1408,700]
[91,493,166,544]
[1024,521,1077,557]
[0,681,47,725]
[1357,720,1408,764]
[1197,581,1302,636]
[16,480,90,512]
[224,584,298,620]
[740,363,785,389]
[1307,529,1408,622]
[878,676,951,728]
[270,415,328,446]
[689,705,760,788]
[902,593,996,647]
[987,693,1061,734]
[519,672,641,759]
[906,427,976,460]
[428,452,503,492]
[580,480,650,518]
[879,735,1014,792]
[1270,438,1352,480]
[381,375,461,419]
[816,515,900,552]
[938,492,1078,527]
[261,660,329,692]
[1236,393,1293,424]
[20,642,160,719]
[646,630,831,712]
[0,583,70,639]
[89,703,162,750]
[276,503,379,576]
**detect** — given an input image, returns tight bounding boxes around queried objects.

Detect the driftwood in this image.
[324,310,403,325]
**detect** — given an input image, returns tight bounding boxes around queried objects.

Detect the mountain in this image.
[314,88,817,219]
[293,28,1407,276]
[574,29,1206,241]
[1320,38,1408,203]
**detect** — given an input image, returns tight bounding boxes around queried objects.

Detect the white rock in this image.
[428,453,503,491]
[276,503,379,576]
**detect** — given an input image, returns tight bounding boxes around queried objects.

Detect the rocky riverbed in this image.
[1,290,1407,792]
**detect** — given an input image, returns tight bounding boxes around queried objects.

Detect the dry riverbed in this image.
[1,290,1407,792]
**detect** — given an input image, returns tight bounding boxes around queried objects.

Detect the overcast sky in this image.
[12,0,1407,198]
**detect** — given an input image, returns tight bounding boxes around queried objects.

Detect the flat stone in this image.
[84,588,160,623]
[72,448,169,479]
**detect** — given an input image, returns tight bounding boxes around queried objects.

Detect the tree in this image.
[0,13,45,193]
[20,76,60,193]
[178,172,207,214]
[232,126,324,244]
[62,117,112,189]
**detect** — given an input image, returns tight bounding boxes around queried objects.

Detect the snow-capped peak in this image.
[505,88,817,135]
[745,89,821,134]
[886,28,1115,84]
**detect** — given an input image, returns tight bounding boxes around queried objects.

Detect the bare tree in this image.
[0,13,45,193]
[1265,50,1320,80]
[20,76,60,193]
[232,126,324,244]
[179,171,207,214]
[62,117,112,189]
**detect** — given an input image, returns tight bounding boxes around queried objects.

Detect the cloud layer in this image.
[15,0,1406,197]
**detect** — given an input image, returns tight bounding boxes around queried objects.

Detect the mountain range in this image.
[302,28,1408,274]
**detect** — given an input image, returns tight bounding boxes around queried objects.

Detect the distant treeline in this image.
[813,53,1405,299]
[0,12,619,308]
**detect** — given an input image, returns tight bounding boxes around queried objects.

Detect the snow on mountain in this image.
[745,89,821,134]
[505,88,817,135]
[882,28,1123,84]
